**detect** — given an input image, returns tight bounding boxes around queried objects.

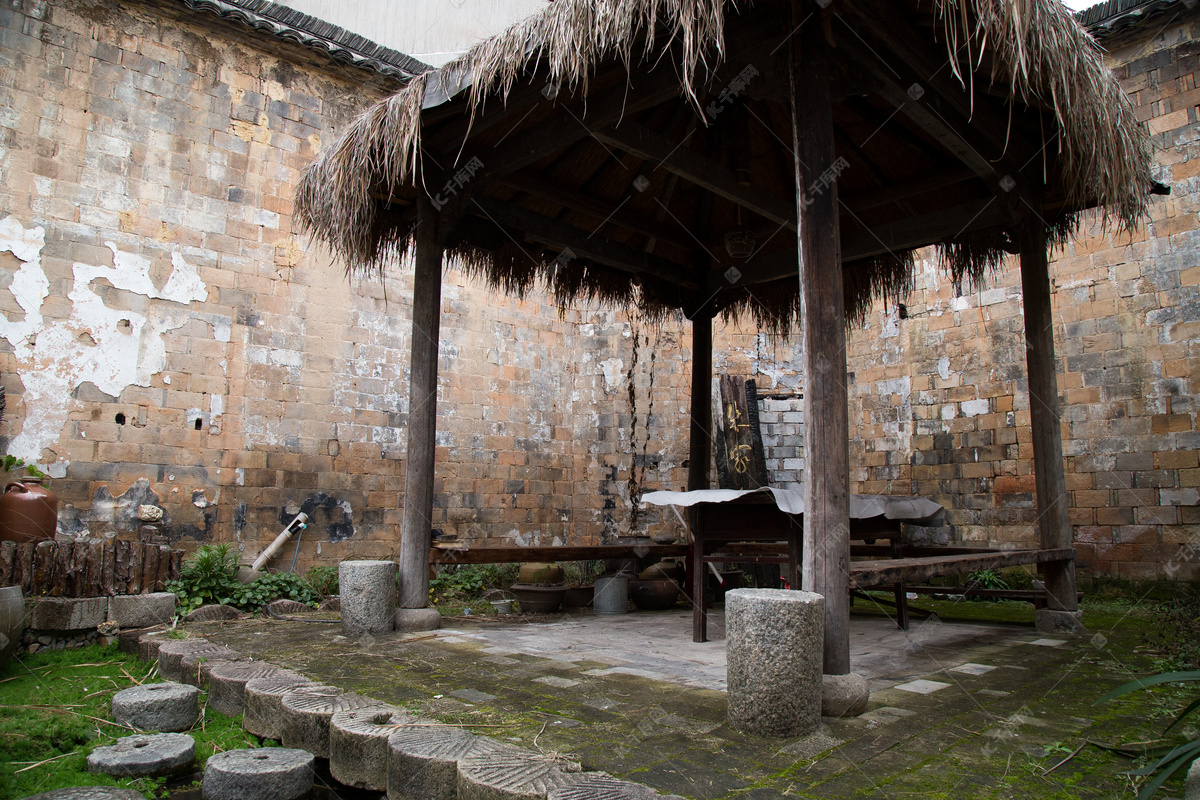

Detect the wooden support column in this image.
[688,308,713,643]
[688,311,713,493]
[790,0,852,674]
[1019,219,1079,613]
[398,194,444,609]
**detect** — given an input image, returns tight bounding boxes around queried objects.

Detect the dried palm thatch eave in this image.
[294,0,1152,323]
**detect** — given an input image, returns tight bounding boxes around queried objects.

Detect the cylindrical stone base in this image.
[726,588,824,737]
[339,560,397,636]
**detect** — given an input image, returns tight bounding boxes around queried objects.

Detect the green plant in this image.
[305,565,339,599]
[0,643,263,798]
[1098,670,1200,799]
[429,563,520,605]
[562,560,603,586]
[964,568,1009,600]
[1144,591,1200,670]
[2,454,44,479]
[234,571,319,609]
[168,543,243,614]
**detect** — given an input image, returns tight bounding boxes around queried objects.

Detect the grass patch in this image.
[0,643,265,799]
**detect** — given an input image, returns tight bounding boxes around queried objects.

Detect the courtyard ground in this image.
[176,596,1180,799]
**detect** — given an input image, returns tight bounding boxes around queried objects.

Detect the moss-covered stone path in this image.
[183,602,1164,799]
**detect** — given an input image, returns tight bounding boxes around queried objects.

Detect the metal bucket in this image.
[593,575,629,615]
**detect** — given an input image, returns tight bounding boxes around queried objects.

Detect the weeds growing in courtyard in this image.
[167,544,325,614]
[0,643,260,798]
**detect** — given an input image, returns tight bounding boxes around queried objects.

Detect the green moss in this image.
[0,643,265,799]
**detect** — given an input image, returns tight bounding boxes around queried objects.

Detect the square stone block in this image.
[28,596,108,630]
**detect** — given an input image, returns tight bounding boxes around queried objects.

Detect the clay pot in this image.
[628,579,681,611]
[517,562,564,585]
[562,585,594,608]
[639,560,684,582]
[0,476,57,544]
[509,584,566,613]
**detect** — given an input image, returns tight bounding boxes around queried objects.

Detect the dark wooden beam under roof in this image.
[469,195,697,288]
[836,32,1030,203]
[717,197,1007,287]
[837,0,1036,161]
[498,174,693,252]
[842,167,977,212]
[594,123,798,230]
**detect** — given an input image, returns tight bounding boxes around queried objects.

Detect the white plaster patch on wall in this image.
[0,216,210,463]
[881,307,901,339]
[599,358,625,394]
[0,216,49,344]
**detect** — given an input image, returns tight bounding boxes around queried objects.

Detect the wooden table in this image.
[691,494,910,642]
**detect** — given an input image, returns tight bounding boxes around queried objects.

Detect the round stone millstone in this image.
[206,662,294,717]
[183,604,240,623]
[266,598,311,614]
[242,675,324,740]
[338,560,397,636]
[111,682,200,732]
[329,706,412,790]
[548,774,688,800]
[725,588,824,737]
[388,726,512,800]
[202,747,314,800]
[20,788,147,800]
[86,732,195,778]
[157,639,225,681]
[280,689,384,758]
[136,631,172,662]
[178,648,245,688]
[457,750,581,800]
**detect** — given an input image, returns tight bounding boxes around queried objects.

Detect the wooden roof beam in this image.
[838,0,1034,160]
[842,167,977,212]
[718,197,1007,286]
[837,33,1029,202]
[469,195,697,288]
[594,122,798,231]
[497,173,693,252]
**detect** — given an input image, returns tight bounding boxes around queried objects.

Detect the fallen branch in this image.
[13,751,76,773]
[1042,740,1087,775]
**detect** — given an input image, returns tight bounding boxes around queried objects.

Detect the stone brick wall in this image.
[844,13,1200,583]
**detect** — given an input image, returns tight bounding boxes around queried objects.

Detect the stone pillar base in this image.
[821,673,869,718]
[1034,609,1085,635]
[394,607,442,632]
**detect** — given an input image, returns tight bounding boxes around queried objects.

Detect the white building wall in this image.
[276,0,549,66]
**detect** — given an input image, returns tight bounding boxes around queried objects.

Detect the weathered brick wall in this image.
[845,15,1200,583]
[0,0,772,569]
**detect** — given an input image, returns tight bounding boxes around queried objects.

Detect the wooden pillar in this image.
[1019,220,1078,612]
[688,309,713,643]
[790,0,852,674]
[398,194,444,609]
[688,311,713,492]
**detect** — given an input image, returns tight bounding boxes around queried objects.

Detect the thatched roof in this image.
[295,0,1152,329]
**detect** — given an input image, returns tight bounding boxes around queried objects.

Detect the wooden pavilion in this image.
[295,0,1154,675]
